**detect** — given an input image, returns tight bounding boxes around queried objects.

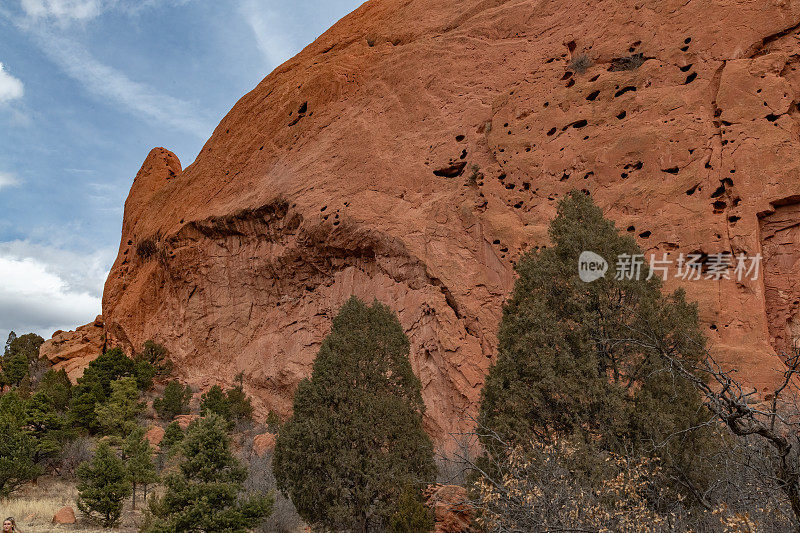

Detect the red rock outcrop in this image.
[39,315,105,382]
[92,0,800,444]
[424,484,473,533]
[144,425,165,449]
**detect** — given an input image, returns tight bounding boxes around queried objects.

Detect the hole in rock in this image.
[433,161,468,177]
[686,183,699,195]
[627,225,636,232]
[586,90,600,101]
[614,86,637,98]
[456,135,465,142]
[662,167,680,174]
[684,72,698,84]
[639,231,651,238]
[680,64,693,72]
[617,110,627,119]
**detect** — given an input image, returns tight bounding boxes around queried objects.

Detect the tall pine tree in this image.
[273,297,436,532]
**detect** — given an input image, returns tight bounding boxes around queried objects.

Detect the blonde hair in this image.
[3,517,16,532]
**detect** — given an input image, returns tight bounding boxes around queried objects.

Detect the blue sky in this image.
[0,0,363,340]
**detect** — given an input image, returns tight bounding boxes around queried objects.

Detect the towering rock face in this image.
[100,0,800,443]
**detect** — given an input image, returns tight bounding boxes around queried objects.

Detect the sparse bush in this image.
[135,340,173,382]
[466,164,481,187]
[569,53,593,74]
[242,451,303,533]
[136,238,158,259]
[123,427,158,509]
[610,52,646,71]
[59,436,94,475]
[265,410,282,433]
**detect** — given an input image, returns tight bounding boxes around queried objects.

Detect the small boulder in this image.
[253,432,277,456]
[424,484,473,533]
[145,425,165,448]
[52,506,76,524]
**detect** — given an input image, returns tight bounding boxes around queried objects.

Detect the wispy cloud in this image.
[239,0,296,69]
[29,29,212,137]
[0,171,20,189]
[19,0,110,22]
[0,62,24,104]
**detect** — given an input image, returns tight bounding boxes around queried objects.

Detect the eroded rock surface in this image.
[39,315,105,382]
[87,0,800,443]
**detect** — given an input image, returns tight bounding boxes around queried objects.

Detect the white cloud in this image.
[0,241,112,337]
[240,0,296,69]
[0,172,20,189]
[19,0,108,22]
[31,30,211,137]
[0,62,24,104]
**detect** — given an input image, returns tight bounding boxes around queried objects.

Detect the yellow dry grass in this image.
[1,476,140,532]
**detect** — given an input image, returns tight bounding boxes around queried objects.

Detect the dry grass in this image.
[1,476,142,532]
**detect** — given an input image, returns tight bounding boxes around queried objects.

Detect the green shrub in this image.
[153,381,192,421]
[388,484,434,533]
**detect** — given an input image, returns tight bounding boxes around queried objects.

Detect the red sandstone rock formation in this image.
[39,315,105,382]
[60,0,800,444]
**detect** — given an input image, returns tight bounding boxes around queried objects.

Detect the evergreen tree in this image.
[478,190,719,503]
[25,391,71,465]
[199,385,229,419]
[226,382,253,424]
[123,427,159,509]
[0,408,41,496]
[145,414,272,532]
[36,368,72,411]
[70,347,136,431]
[76,441,131,527]
[96,376,144,439]
[2,332,45,387]
[160,421,184,456]
[273,297,436,532]
[152,381,192,421]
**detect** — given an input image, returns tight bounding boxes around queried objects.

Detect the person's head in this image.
[2,517,14,532]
